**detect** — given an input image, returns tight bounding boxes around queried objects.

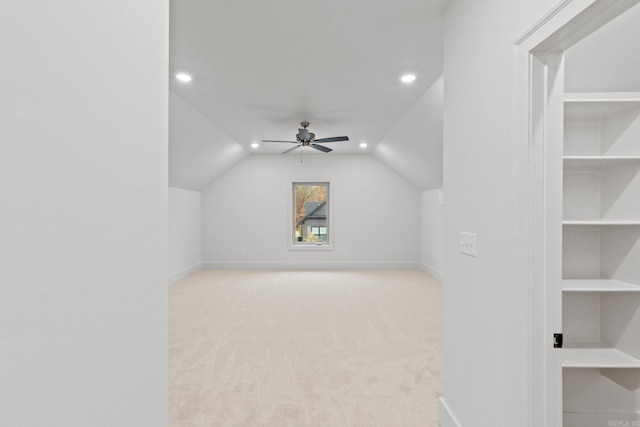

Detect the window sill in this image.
[289,243,334,251]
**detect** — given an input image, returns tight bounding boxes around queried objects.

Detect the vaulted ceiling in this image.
[169,0,448,190]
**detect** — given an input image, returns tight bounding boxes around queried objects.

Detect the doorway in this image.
[518,0,640,425]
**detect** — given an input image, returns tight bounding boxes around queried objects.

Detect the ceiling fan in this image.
[262,121,349,154]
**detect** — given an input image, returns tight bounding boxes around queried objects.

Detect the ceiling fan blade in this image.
[313,136,349,143]
[311,144,332,153]
[262,140,298,143]
[282,145,302,154]
[298,128,310,141]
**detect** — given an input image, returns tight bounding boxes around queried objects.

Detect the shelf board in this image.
[563,219,640,226]
[565,92,640,102]
[564,156,640,168]
[563,346,640,368]
[562,279,640,292]
[565,92,640,119]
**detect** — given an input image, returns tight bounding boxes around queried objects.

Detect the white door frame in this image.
[514,0,639,425]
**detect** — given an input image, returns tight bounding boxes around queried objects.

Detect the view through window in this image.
[293,182,329,245]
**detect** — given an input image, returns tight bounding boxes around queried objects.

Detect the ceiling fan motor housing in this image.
[297,121,314,143]
[296,132,315,144]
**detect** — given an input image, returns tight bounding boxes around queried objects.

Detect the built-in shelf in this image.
[562,279,640,292]
[563,347,640,368]
[565,92,640,119]
[564,155,640,168]
[560,84,640,423]
[565,92,640,102]
[563,219,640,225]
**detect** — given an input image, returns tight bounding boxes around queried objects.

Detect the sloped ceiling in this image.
[374,74,443,190]
[169,91,249,190]
[169,0,447,190]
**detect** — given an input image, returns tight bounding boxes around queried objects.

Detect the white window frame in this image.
[289,181,333,250]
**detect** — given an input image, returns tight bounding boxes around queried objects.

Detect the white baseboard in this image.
[420,262,443,282]
[439,397,461,427]
[168,263,202,285]
[202,261,420,270]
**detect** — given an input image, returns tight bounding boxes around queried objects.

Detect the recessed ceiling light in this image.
[400,74,416,83]
[359,142,368,148]
[175,73,192,82]
[251,142,259,149]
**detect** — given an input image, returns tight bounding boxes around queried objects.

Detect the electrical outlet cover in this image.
[460,232,477,257]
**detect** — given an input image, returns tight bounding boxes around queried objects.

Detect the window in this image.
[310,226,327,241]
[292,182,330,246]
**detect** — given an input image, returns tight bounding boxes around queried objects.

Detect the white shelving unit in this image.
[563,348,640,368]
[563,220,640,225]
[564,155,640,168]
[562,278,640,292]
[561,92,640,426]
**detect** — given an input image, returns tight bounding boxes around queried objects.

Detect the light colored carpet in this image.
[169,270,442,427]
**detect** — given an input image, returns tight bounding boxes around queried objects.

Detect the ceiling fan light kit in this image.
[262,121,349,157]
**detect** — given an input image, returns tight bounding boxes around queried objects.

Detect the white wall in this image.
[169,187,202,284]
[202,154,420,268]
[0,2,168,425]
[374,74,444,191]
[421,189,444,281]
[441,0,557,426]
[565,3,640,92]
[170,90,249,191]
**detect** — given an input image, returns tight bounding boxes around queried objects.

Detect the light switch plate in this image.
[460,232,477,257]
